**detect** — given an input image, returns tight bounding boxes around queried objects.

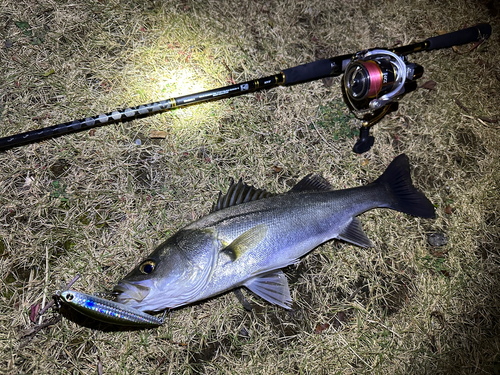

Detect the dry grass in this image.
[1,0,499,373]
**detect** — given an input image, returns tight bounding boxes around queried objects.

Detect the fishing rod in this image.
[0,23,491,153]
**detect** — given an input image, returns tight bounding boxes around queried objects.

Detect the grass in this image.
[1,0,499,374]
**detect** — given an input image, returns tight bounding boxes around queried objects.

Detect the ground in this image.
[0,0,499,374]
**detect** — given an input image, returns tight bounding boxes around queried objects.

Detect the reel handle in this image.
[425,23,492,51]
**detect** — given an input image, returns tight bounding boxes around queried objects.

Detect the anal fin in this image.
[337,217,374,248]
[244,270,292,309]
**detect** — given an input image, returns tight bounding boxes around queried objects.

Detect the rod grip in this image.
[282,59,333,85]
[425,23,491,51]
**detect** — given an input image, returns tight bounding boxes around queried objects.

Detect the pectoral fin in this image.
[337,217,374,248]
[221,224,268,261]
[244,270,292,309]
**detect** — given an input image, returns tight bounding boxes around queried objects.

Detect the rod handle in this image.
[425,23,492,51]
[282,59,334,85]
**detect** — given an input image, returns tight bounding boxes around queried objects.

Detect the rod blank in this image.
[0,23,491,151]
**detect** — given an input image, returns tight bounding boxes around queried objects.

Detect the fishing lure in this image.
[58,290,163,327]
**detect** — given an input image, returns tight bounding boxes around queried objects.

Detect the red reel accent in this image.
[361,60,383,98]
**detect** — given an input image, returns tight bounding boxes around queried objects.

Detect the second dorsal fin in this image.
[290,173,333,192]
[211,178,273,212]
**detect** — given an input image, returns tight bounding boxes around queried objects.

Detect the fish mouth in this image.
[112,281,151,305]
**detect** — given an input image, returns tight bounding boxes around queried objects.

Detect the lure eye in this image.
[139,260,155,274]
[65,293,74,302]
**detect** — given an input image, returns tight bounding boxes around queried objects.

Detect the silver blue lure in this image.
[58,290,163,327]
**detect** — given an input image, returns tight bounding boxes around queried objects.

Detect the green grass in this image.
[314,100,357,141]
[0,0,499,374]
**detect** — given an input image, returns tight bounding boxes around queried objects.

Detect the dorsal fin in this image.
[290,174,333,192]
[211,178,273,212]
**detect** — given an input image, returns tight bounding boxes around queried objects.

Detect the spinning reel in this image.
[342,50,423,153]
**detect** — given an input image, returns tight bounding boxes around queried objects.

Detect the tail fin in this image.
[375,154,435,218]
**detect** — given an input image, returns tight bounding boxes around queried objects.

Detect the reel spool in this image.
[342,50,423,153]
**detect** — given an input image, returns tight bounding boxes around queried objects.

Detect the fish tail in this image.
[374,154,435,218]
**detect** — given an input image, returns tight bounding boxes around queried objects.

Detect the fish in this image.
[113,154,435,312]
[58,290,163,327]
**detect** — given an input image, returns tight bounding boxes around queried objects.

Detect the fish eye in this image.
[139,260,155,274]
